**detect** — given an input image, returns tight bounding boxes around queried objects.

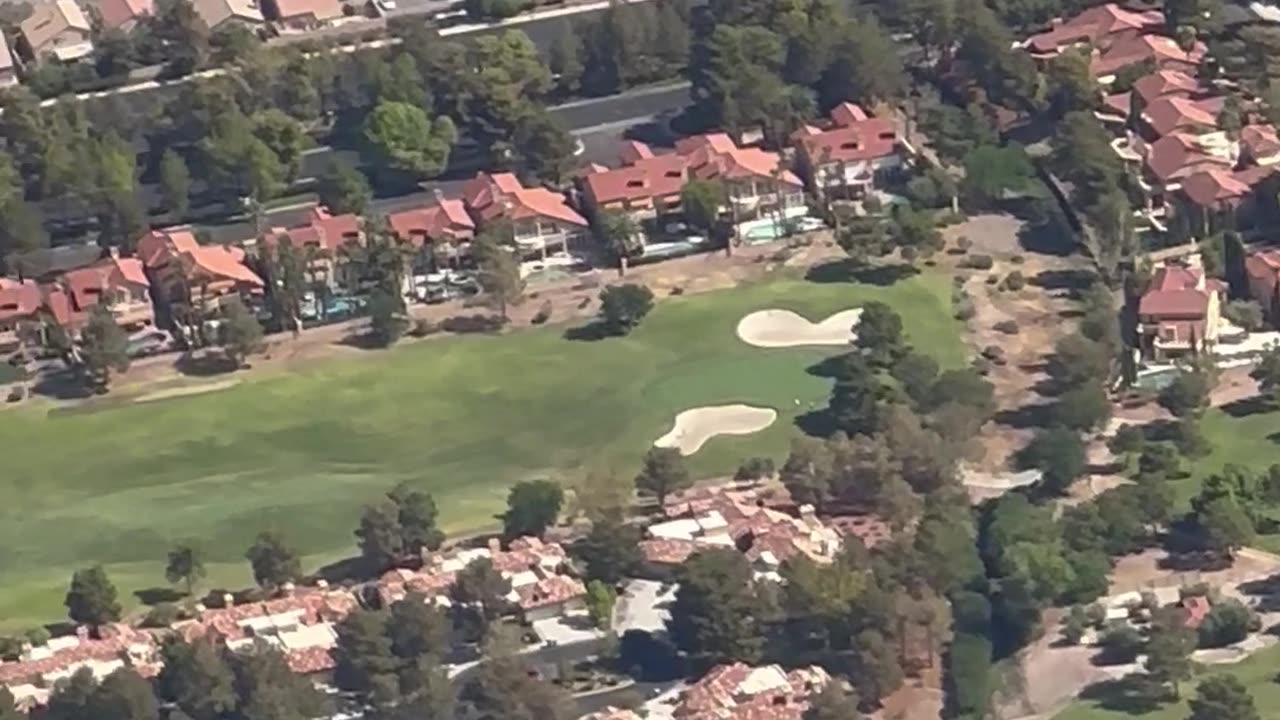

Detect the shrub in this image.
[1198,599,1257,648]
[1011,254,1025,265]
[985,274,999,285]
[956,236,972,253]
[1098,622,1143,664]
[669,286,685,296]
[961,254,995,270]
[23,628,49,647]
[142,603,182,628]
[441,314,505,334]
[409,319,439,337]
[734,457,776,482]
[0,637,21,661]
[954,298,976,321]
[1223,300,1265,331]
[994,320,1020,335]
[531,300,553,325]
[1003,270,1026,291]
[577,296,591,309]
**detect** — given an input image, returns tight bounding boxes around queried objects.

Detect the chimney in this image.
[107,246,120,259]
[315,579,329,589]
[223,593,235,608]
[487,538,502,553]
[433,188,446,203]
[280,581,296,596]
[75,626,91,641]
[193,603,207,613]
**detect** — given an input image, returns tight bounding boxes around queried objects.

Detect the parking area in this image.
[614,579,675,635]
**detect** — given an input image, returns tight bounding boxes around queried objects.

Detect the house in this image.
[0,280,43,354]
[0,625,158,711]
[1180,595,1212,629]
[792,103,904,201]
[44,255,154,333]
[0,34,18,88]
[580,143,689,222]
[375,537,586,622]
[172,583,358,675]
[1137,264,1224,358]
[1091,34,1206,82]
[19,0,93,62]
[387,196,476,270]
[193,0,263,28]
[672,663,831,720]
[259,206,363,291]
[136,228,264,318]
[1244,249,1280,323]
[1140,95,1226,139]
[462,172,589,262]
[1020,4,1164,60]
[582,709,642,720]
[1137,132,1236,213]
[95,0,154,30]
[266,0,342,30]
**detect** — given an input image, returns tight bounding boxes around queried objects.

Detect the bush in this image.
[1223,300,1265,332]
[1003,270,1026,291]
[23,628,49,647]
[531,300,553,325]
[734,457,775,482]
[956,236,972,253]
[994,320,1020,335]
[961,254,995,270]
[577,296,591,309]
[409,319,439,337]
[954,299,976,321]
[1011,254,1025,265]
[985,274,999,285]
[143,603,182,628]
[0,637,22,661]
[442,314,505,334]
[669,287,685,296]
[1198,599,1257,648]
[1098,622,1143,664]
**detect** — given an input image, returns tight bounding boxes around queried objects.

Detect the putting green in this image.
[0,271,964,632]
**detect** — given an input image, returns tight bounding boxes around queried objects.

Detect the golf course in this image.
[0,270,964,631]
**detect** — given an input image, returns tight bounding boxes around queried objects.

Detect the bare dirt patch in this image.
[133,378,241,404]
[653,404,778,455]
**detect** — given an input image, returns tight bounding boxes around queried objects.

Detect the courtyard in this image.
[0,269,963,631]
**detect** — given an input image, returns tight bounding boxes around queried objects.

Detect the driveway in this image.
[614,579,676,634]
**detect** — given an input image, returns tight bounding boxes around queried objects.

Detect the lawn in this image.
[1055,643,1280,720]
[1178,406,1280,553]
[0,270,964,632]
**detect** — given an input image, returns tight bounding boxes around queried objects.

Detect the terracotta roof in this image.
[0,280,42,323]
[1102,92,1132,117]
[639,538,699,565]
[619,140,655,164]
[514,574,586,610]
[1132,69,1203,104]
[582,152,688,207]
[1024,3,1164,54]
[1181,596,1212,628]
[184,247,264,287]
[377,537,577,611]
[137,229,199,269]
[267,207,362,254]
[674,663,830,720]
[271,0,342,20]
[462,173,587,227]
[1180,167,1256,207]
[1139,265,1214,318]
[1141,95,1224,137]
[20,0,91,54]
[1144,133,1232,182]
[1091,35,1206,78]
[582,708,643,720]
[1241,124,1280,162]
[387,199,476,246]
[795,116,899,165]
[176,587,357,645]
[0,625,156,690]
[830,102,870,126]
[96,0,153,28]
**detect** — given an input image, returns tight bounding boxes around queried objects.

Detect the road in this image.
[197,81,692,244]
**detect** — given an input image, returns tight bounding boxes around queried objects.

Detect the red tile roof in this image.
[1024,3,1164,54]
[794,115,899,165]
[271,0,341,19]
[267,207,362,255]
[97,0,153,27]
[1144,133,1232,182]
[1139,265,1215,318]
[462,173,587,227]
[1242,124,1280,162]
[674,663,831,720]
[1141,95,1224,137]
[1091,35,1205,78]
[0,625,156,688]
[582,152,688,207]
[1181,595,1211,628]
[388,199,476,247]
[0,280,42,323]
[137,228,199,269]
[1133,69,1203,104]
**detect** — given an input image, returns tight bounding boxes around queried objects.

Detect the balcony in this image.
[112,301,154,329]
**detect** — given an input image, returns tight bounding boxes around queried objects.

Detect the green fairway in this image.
[1055,643,1280,720]
[0,270,963,632]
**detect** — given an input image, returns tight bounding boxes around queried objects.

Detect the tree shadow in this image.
[794,409,835,437]
[30,371,93,401]
[805,355,854,379]
[564,322,611,342]
[1031,268,1098,293]
[1221,396,1274,418]
[1058,308,1085,320]
[314,555,368,585]
[134,587,186,605]
[805,260,918,286]
[1078,676,1163,714]
[175,352,239,376]
[335,332,388,351]
[993,401,1055,429]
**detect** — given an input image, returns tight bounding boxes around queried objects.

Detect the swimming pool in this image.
[741,216,826,242]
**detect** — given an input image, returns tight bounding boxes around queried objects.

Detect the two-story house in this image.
[386,195,476,272]
[1137,264,1224,359]
[792,103,903,202]
[19,0,92,62]
[258,206,363,291]
[265,0,342,31]
[1019,3,1165,63]
[96,0,154,30]
[462,172,589,262]
[0,280,42,355]
[137,228,264,322]
[43,255,154,334]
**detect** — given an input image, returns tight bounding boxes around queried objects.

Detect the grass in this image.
[1054,643,1280,720]
[0,270,963,633]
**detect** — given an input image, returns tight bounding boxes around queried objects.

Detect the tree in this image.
[511,110,576,185]
[463,0,522,20]
[1251,343,1280,406]
[157,638,237,720]
[79,305,130,392]
[65,565,122,628]
[367,288,409,348]
[165,544,206,596]
[245,531,302,589]
[1198,599,1255,649]
[1052,383,1112,431]
[388,483,445,556]
[1145,608,1197,700]
[159,149,192,218]
[961,144,1035,208]
[45,666,97,720]
[1223,300,1264,332]
[1045,49,1097,116]
[1188,675,1259,720]
[362,101,456,181]
[1019,427,1088,495]
[574,512,642,584]
[855,301,907,368]
[734,456,776,482]
[780,436,835,512]
[449,557,511,622]
[913,490,983,595]
[228,644,328,720]
[681,179,726,236]
[670,549,764,664]
[585,580,616,629]
[317,159,372,216]
[473,231,524,321]
[148,0,210,76]
[691,25,790,137]
[0,688,24,720]
[599,284,655,335]
[334,609,399,704]
[1061,605,1088,645]
[547,28,583,95]
[819,16,907,109]
[635,446,690,509]
[1046,332,1111,390]
[502,479,564,539]
[1098,622,1144,664]
[891,352,939,408]
[93,668,160,720]
[596,210,641,265]
[805,682,862,720]
[1159,370,1212,418]
[357,501,405,573]
[1191,493,1255,559]
[219,298,264,368]
[458,637,572,720]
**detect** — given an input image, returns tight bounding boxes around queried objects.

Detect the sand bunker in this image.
[134,379,240,404]
[736,308,864,348]
[654,404,778,455]
[960,464,1042,490]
